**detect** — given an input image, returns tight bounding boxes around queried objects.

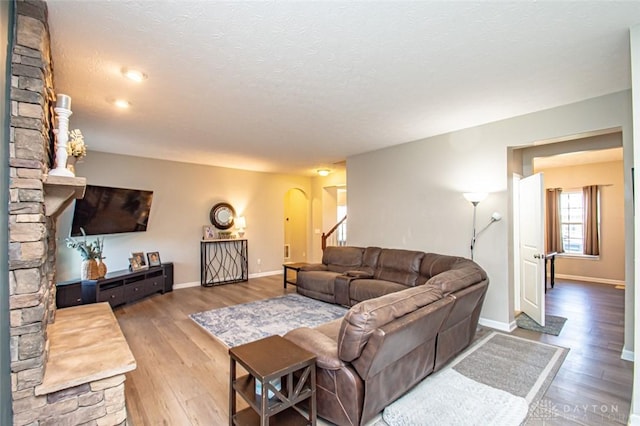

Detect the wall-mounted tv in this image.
[70,185,154,237]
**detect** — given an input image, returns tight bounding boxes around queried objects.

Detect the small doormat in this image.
[516,312,567,336]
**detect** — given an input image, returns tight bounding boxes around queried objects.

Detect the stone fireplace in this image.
[9,2,132,425]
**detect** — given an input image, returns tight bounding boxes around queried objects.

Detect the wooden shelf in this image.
[43,174,86,217]
[233,407,309,426]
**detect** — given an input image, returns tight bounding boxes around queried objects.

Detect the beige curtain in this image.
[546,188,563,254]
[583,185,600,256]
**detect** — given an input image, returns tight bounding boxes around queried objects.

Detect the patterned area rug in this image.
[380,332,569,426]
[189,293,348,347]
[516,312,567,336]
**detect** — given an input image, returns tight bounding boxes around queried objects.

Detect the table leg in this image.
[261,386,269,426]
[544,258,548,294]
[310,365,317,425]
[283,265,288,289]
[229,358,236,426]
[550,256,555,289]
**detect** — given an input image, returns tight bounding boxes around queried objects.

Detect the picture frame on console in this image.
[130,251,147,270]
[203,225,216,240]
[129,256,145,272]
[147,251,161,267]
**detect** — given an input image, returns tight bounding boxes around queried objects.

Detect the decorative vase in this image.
[66,156,77,176]
[96,259,107,278]
[80,259,99,280]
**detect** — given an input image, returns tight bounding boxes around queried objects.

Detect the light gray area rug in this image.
[189,293,348,347]
[381,332,569,426]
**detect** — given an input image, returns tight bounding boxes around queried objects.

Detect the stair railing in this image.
[322,215,347,250]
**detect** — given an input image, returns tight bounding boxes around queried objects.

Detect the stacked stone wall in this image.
[9,1,55,424]
[8,2,127,425]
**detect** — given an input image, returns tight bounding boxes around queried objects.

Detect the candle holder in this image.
[49,94,74,177]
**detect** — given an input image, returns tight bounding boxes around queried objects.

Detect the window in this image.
[560,190,583,254]
[559,189,600,255]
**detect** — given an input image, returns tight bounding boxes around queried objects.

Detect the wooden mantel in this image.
[43,174,86,217]
[35,302,137,395]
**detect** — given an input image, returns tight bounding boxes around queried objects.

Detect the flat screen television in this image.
[70,185,154,237]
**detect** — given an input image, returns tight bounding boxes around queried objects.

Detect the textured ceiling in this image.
[45,1,640,176]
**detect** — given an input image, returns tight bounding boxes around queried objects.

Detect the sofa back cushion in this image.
[418,253,461,283]
[322,246,365,273]
[337,285,443,362]
[360,247,382,275]
[373,249,424,286]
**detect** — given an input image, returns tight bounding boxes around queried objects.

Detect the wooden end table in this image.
[229,335,317,426]
[282,263,309,289]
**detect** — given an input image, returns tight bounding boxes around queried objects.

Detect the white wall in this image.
[347,90,633,335]
[629,23,640,426]
[56,152,311,285]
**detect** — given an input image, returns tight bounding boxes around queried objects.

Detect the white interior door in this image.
[518,173,546,326]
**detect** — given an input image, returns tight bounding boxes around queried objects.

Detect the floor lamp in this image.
[463,193,486,260]
[463,192,502,260]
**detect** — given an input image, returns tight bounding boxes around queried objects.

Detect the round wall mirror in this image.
[210,202,236,229]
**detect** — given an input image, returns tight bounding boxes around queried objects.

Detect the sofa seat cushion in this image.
[315,318,342,341]
[337,285,444,362]
[349,279,408,304]
[297,270,340,295]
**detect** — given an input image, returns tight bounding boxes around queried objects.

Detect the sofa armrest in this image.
[284,327,346,370]
[300,264,328,272]
[344,270,373,279]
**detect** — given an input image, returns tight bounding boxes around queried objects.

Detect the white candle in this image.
[56,94,71,110]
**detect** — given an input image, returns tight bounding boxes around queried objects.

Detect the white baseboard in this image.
[172,270,281,290]
[249,270,281,279]
[554,273,625,287]
[478,317,516,332]
[173,281,200,290]
[621,348,635,362]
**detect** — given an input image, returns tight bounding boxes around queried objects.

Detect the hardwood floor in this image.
[511,279,632,425]
[114,276,632,425]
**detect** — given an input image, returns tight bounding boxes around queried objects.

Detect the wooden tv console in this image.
[77,263,173,308]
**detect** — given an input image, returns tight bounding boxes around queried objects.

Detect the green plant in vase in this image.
[65,228,106,279]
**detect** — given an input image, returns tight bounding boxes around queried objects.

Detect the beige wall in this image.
[536,160,625,283]
[56,152,311,284]
[347,90,633,348]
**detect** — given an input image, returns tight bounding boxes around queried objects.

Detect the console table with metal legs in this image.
[544,252,557,293]
[201,239,248,286]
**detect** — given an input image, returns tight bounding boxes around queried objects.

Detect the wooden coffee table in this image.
[229,335,317,425]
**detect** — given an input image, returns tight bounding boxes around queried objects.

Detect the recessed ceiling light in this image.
[122,68,147,82]
[114,99,131,109]
[317,169,330,177]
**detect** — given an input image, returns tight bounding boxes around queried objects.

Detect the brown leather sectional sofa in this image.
[283,246,489,426]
